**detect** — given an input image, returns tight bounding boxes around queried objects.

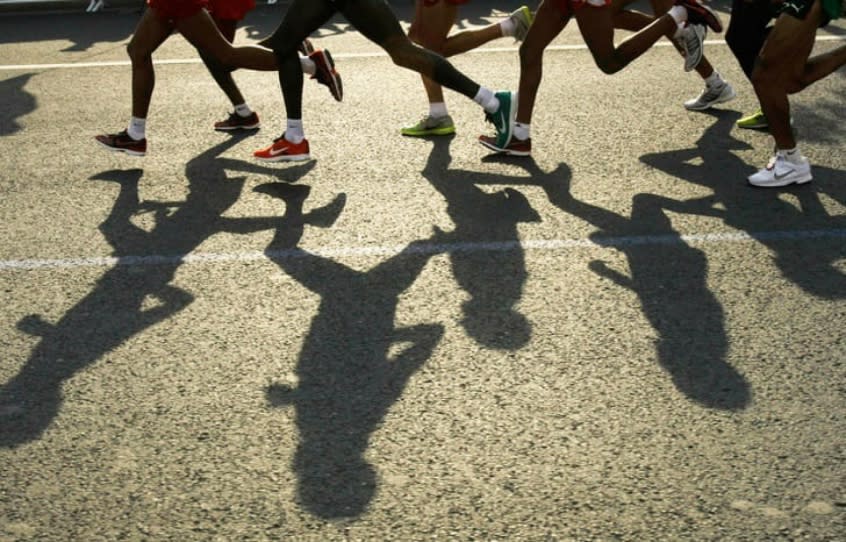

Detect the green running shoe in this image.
[737,108,768,129]
[400,115,456,137]
[485,91,516,149]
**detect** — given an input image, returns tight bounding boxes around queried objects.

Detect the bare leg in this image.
[200,18,246,107]
[175,9,278,71]
[126,10,174,118]
[516,0,569,125]
[407,0,459,107]
[576,4,677,75]
[646,0,715,78]
[798,42,846,88]
[344,0,480,99]
[751,9,819,149]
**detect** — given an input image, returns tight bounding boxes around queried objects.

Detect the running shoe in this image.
[299,39,315,56]
[748,154,812,188]
[680,24,706,72]
[253,134,311,162]
[510,5,534,42]
[310,49,343,102]
[401,115,456,137]
[214,111,260,131]
[479,135,532,156]
[483,91,516,149]
[675,0,723,33]
[95,130,147,156]
[683,80,736,110]
[736,108,768,129]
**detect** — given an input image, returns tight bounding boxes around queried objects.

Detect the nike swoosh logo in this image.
[269,144,292,156]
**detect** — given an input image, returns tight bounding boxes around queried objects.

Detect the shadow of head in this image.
[0,73,37,137]
[461,300,532,349]
[296,454,376,519]
[496,187,542,223]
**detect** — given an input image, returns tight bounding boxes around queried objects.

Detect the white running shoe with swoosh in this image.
[748,154,812,188]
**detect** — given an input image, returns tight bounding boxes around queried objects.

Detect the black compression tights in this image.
[261,0,481,120]
[726,0,774,79]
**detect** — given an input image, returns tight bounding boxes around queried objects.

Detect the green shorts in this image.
[778,0,842,26]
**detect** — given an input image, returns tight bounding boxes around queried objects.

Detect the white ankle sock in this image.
[234,103,253,117]
[429,102,448,118]
[500,17,516,37]
[127,117,146,140]
[513,122,530,141]
[704,71,723,87]
[779,147,803,163]
[286,119,304,143]
[668,6,687,26]
[474,87,499,114]
[300,55,316,76]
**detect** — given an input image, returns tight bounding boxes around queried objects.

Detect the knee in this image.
[126,38,148,63]
[213,48,237,68]
[407,23,421,45]
[408,25,443,52]
[594,57,621,75]
[750,56,779,90]
[518,42,535,67]
[386,38,418,69]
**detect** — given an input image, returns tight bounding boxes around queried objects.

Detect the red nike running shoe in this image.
[95,130,147,156]
[253,134,311,162]
[309,49,343,102]
[675,0,723,33]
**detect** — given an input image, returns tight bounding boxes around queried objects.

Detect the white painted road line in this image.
[1,229,844,271]
[1,36,845,71]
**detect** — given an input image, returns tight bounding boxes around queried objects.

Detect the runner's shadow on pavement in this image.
[479,133,748,409]
[0,74,36,137]
[0,134,314,448]
[258,182,443,519]
[640,110,846,301]
[421,136,575,350]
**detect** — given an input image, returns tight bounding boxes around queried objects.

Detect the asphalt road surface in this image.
[1,2,845,540]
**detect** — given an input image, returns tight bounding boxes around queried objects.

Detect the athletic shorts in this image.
[778,0,840,25]
[423,0,470,6]
[147,0,208,21]
[555,0,611,18]
[208,0,255,21]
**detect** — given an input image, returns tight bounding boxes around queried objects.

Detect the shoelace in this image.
[699,84,724,102]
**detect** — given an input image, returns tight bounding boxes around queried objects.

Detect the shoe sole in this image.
[95,138,145,157]
[683,2,723,33]
[737,122,769,130]
[214,123,260,131]
[684,87,737,111]
[478,137,531,156]
[401,127,456,137]
[254,153,311,163]
[299,39,315,56]
[748,174,812,188]
[314,49,343,102]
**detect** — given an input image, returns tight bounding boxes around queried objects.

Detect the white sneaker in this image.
[509,6,534,42]
[747,154,813,188]
[679,24,706,72]
[683,80,736,111]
